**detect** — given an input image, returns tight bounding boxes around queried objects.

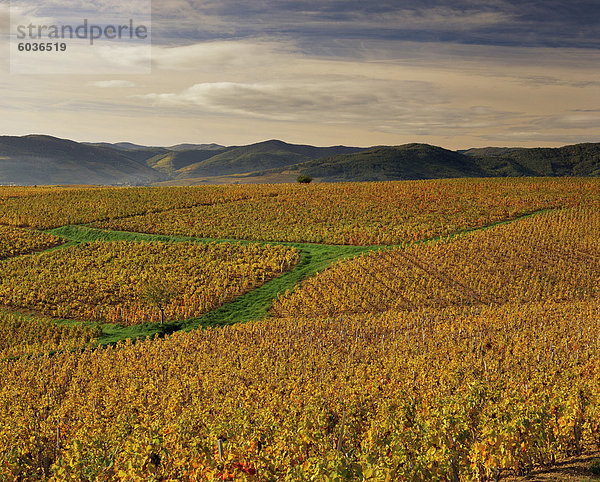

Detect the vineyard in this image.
[1,303,599,480]
[0,178,599,480]
[0,241,299,325]
[92,178,599,244]
[0,225,63,259]
[0,311,99,358]
[272,206,600,317]
[0,178,597,243]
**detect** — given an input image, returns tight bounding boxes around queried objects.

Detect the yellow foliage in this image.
[0,241,299,325]
[0,302,599,480]
[273,206,600,317]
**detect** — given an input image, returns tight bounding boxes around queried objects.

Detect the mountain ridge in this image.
[0,135,164,185]
[0,134,598,185]
[172,140,365,178]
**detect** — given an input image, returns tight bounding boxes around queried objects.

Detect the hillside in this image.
[250,142,600,183]
[257,144,490,182]
[84,141,153,151]
[462,143,600,176]
[1,135,599,185]
[167,143,225,151]
[173,139,364,178]
[0,135,164,185]
[146,148,230,176]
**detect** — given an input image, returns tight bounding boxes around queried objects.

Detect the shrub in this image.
[297,175,313,184]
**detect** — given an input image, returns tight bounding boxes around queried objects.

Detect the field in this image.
[0,225,63,259]
[0,178,599,480]
[0,241,298,325]
[92,178,598,244]
[0,311,100,358]
[272,206,600,316]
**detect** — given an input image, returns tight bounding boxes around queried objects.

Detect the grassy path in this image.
[16,206,555,346]
[45,225,375,345]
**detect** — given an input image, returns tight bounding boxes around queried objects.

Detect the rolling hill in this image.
[246,142,600,183]
[146,148,230,176]
[248,144,489,182]
[0,135,164,185]
[173,140,365,178]
[462,143,600,177]
[1,135,599,185]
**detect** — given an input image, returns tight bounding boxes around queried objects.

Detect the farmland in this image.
[272,206,600,317]
[0,311,99,359]
[0,178,599,480]
[0,225,63,259]
[92,178,598,244]
[0,241,298,325]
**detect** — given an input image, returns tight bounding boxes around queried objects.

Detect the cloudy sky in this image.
[1,0,599,148]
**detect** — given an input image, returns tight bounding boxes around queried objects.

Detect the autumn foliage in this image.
[1,303,599,480]
[93,178,600,244]
[0,311,99,358]
[0,179,599,480]
[272,206,600,317]
[0,225,62,260]
[0,240,299,325]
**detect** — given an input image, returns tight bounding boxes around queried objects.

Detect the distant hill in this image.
[85,141,226,152]
[254,142,600,183]
[462,143,600,177]
[146,148,230,176]
[0,135,164,185]
[173,140,364,178]
[84,141,152,151]
[167,143,225,151]
[257,144,489,182]
[117,148,172,165]
[1,135,599,185]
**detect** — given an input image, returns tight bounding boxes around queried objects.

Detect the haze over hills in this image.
[0,134,599,185]
[0,135,164,185]
[84,141,153,151]
[167,143,225,151]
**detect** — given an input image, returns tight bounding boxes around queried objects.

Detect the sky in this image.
[1,0,599,149]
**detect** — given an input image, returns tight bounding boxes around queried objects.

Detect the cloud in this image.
[138,81,382,121]
[9,42,150,74]
[136,79,524,139]
[479,130,600,145]
[531,112,600,130]
[88,80,137,88]
[147,0,600,51]
[10,0,150,18]
[133,31,600,144]
[18,0,573,68]
[3,0,600,149]
[150,40,295,71]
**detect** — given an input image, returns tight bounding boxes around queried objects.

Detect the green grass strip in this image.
[40,207,556,346]
[178,243,371,331]
[43,225,376,345]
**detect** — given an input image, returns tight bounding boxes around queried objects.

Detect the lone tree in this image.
[142,279,175,324]
[297,174,313,184]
